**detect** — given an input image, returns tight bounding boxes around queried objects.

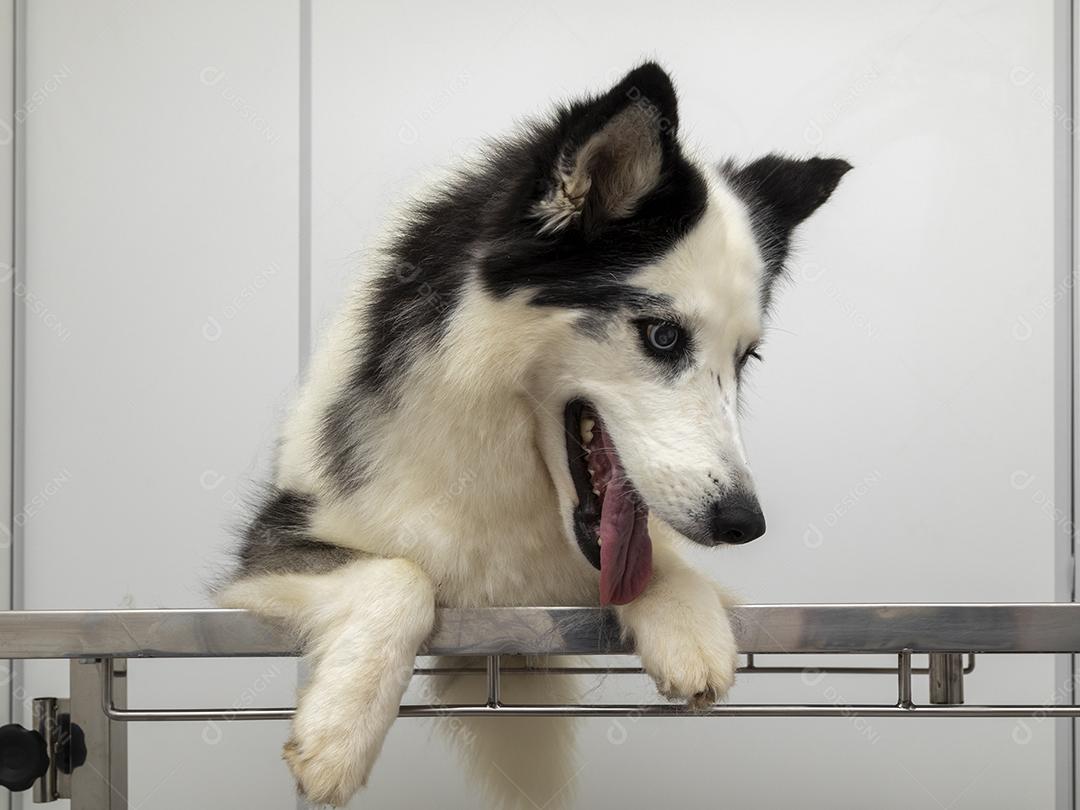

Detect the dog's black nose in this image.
[709,496,766,545]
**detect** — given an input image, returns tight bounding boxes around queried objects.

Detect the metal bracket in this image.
[99,650,978,722]
[66,659,126,810]
[928,652,966,705]
[30,697,65,802]
[20,661,126,806]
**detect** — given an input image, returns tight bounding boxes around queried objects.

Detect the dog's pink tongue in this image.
[599,468,653,606]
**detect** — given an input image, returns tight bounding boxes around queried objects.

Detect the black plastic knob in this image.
[57,714,86,774]
[0,724,49,792]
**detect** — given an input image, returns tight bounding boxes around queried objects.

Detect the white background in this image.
[12,1,1071,808]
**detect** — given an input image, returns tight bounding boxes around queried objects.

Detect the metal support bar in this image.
[97,662,1080,721]
[412,653,976,678]
[87,646,1061,723]
[71,659,126,810]
[2,606,1077,727]
[897,651,914,710]
[1,605,1079,658]
[31,697,58,802]
[486,656,500,708]
[928,652,965,705]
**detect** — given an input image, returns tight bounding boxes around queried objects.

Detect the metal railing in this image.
[5,604,1080,807]
[1,603,1078,718]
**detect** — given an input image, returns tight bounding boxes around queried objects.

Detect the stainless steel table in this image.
[3,604,1079,807]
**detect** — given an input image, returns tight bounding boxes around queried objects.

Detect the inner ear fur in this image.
[534,63,679,236]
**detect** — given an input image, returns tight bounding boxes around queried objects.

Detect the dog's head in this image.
[476,63,849,604]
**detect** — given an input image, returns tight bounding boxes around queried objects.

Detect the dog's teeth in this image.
[580,417,595,444]
[592,486,600,496]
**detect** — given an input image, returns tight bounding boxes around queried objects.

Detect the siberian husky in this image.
[218,62,850,807]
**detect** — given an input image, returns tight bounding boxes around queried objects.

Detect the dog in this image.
[217,62,849,807]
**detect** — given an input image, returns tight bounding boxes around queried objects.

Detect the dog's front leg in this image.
[219,556,435,806]
[615,540,739,708]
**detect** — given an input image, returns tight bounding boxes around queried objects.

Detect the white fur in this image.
[218,166,763,807]
[429,658,584,809]
[616,525,739,708]
[221,558,435,805]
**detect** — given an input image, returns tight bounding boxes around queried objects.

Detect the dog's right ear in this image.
[531,63,680,238]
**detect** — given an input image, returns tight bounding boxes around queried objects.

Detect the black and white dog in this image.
[218,63,849,807]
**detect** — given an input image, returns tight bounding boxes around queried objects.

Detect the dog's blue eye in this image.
[645,322,681,351]
[633,318,691,369]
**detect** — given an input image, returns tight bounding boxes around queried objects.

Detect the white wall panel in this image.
[19,2,300,808]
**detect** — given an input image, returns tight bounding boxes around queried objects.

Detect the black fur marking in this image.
[723,155,851,309]
[479,64,706,310]
[574,291,675,339]
[234,489,358,578]
[317,63,707,494]
[317,187,483,492]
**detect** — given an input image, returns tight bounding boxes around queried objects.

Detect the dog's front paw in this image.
[284,708,374,807]
[634,613,739,709]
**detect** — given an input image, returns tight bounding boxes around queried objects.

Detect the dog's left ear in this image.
[725,155,852,277]
[533,62,681,237]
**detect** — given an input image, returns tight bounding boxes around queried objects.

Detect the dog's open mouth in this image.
[564,399,653,606]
